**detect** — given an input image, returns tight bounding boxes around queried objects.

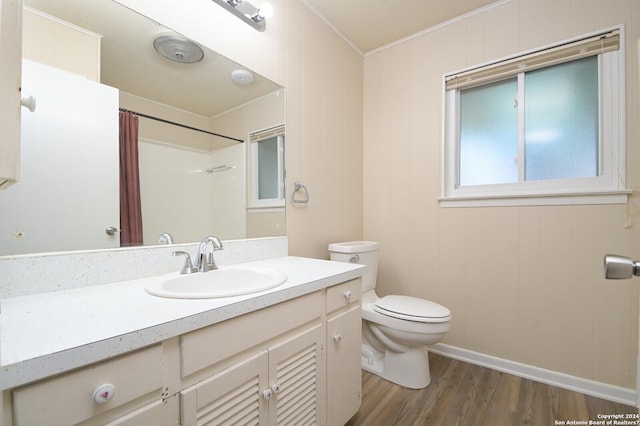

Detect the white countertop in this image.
[1,256,365,390]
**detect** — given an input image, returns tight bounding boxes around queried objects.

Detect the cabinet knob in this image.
[262,389,272,400]
[333,334,342,343]
[271,383,281,393]
[343,290,353,300]
[93,384,115,404]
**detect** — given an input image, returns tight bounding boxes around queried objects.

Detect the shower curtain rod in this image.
[119,108,244,143]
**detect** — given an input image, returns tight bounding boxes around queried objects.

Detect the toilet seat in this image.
[374,295,451,323]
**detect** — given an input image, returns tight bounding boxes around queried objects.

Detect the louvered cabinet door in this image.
[268,324,325,426]
[181,350,269,426]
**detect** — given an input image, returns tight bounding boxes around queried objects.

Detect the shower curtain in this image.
[119,111,143,246]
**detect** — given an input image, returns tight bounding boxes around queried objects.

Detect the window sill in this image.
[439,190,631,208]
[247,206,285,213]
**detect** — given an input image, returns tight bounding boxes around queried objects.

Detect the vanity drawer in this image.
[326,278,361,313]
[12,345,163,426]
[181,291,322,378]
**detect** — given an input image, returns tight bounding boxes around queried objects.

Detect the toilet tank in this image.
[328,241,379,292]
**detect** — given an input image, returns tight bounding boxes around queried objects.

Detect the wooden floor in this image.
[345,353,638,426]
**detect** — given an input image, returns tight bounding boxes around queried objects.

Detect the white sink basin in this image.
[145,266,288,299]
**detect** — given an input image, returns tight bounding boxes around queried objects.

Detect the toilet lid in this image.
[374,295,451,323]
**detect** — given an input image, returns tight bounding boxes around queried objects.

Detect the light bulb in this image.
[257,3,273,19]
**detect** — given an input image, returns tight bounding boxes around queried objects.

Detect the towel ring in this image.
[292,182,309,204]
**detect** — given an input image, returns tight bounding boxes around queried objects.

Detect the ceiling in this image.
[24,0,281,118]
[305,0,499,53]
[22,0,499,118]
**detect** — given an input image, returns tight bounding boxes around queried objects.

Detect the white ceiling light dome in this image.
[231,69,254,85]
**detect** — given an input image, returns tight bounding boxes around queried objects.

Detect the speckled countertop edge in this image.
[1,256,366,390]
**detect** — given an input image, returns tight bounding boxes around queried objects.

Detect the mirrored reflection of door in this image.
[0,60,120,255]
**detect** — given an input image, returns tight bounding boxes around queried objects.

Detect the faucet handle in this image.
[202,236,223,271]
[206,236,223,250]
[172,251,197,274]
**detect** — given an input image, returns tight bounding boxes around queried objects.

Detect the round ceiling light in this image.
[153,35,204,64]
[231,69,254,85]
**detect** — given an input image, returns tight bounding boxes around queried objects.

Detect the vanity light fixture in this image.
[211,0,273,32]
[250,3,273,22]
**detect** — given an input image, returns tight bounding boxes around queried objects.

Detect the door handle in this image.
[604,254,640,279]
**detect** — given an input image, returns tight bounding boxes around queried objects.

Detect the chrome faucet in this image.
[194,236,224,272]
[172,251,197,274]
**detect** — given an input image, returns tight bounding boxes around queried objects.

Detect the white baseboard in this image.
[430,343,637,407]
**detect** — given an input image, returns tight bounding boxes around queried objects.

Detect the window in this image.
[248,125,285,209]
[442,27,628,207]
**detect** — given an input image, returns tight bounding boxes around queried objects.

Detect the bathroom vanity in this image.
[1,256,364,426]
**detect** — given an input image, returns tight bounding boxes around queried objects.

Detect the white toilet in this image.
[329,241,452,389]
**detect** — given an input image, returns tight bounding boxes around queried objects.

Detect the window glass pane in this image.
[524,56,599,181]
[459,79,518,186]
[257,136,279,199]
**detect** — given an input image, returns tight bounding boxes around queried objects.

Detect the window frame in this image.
[440,26,628,207]
[248,124,286,210]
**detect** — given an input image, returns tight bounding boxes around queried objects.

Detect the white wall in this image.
[364,0,640,391]
[121,92,248,242]
[137,138,247,243]
[207,142,247,239]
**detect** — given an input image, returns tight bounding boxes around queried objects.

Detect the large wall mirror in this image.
[0,0,285,256]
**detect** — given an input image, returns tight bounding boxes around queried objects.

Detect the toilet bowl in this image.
[329,241,452,389]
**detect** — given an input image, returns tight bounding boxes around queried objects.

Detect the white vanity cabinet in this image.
[3,273,364,426]
[10,345,168,426]
[326,279,362,426]
[181,349,270,424]
[96,397,179,426]
[179,291,326,425]
[181,324,324,425]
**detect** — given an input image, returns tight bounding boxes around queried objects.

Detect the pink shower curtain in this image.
[119,111,143,247]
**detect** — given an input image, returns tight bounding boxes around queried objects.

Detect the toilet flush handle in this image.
[349,255,359,263]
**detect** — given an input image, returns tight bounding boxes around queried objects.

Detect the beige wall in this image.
[23,7,100,81]
[211,90,286,238]
[364,0,640,389]
[117,0,364,260]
